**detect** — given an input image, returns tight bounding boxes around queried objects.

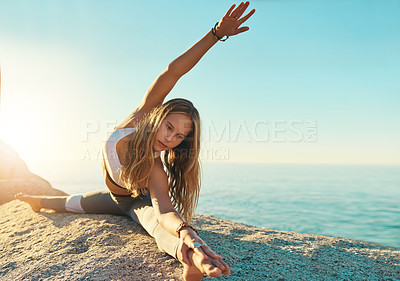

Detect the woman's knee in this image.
[65,194,86,213]
[80,190,124,215]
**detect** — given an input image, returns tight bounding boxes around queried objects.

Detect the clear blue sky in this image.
[0,0,399,174]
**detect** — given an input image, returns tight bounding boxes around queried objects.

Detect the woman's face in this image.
[154,113,193,152]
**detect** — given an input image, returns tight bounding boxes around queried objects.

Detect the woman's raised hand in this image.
[214,1,256,38]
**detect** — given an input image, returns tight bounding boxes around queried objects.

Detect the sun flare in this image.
[0,95,55,168]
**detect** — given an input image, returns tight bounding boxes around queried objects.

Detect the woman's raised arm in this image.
[138,2,256,112]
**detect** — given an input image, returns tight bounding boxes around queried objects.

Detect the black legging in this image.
[61,190,180,259]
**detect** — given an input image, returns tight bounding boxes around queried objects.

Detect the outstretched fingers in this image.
[232,6,256,35]
[211,259,230,275]
[232,26,250,35]
[224,4,236,18]
[219,2,256,37]
[238,7,256,24]
[231,1,250,19]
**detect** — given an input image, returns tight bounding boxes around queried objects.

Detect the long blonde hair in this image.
[120,98,201,222]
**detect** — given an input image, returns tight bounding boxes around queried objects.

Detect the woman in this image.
[16,2,255,280]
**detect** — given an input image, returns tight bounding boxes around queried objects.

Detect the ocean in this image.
[43,162,400,248]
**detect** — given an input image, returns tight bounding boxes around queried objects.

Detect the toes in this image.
[14,193,41,212]
[15,192,24,199]
[209,268,222,278]
[218,260,231,275]
[203,263,222,277]
[213,259,227,272]
[222,266,231,276]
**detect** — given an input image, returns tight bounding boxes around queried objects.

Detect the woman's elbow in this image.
[167,62,184,78]
[157,213,164,225]
[157,213,170,230]
[157,211,177,228]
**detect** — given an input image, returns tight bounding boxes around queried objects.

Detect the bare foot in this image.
[190,249,230,277]
[182,260,204,281]
[177,246,230,281]
[15,193,42,212]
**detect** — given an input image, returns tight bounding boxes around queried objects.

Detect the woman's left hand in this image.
[179,229,223,266]
[214,1,256,38]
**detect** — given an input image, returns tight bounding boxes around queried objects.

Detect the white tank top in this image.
[102,128,136,188]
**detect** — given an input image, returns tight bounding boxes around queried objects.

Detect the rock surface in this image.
[0,140,31,179]
[0,178,67,205]
[1,141,399,280]
[0,140,67,204]
[1,199,399,281]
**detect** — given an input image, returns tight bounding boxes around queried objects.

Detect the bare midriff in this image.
[103,169,133,196]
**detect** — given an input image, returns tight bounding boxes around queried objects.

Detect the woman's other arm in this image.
[148,159,222,265]
[141,2,255,110]
[138,31,218,112]
[123,2,255,123]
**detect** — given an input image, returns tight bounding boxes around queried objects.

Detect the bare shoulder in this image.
[115,106,152,129]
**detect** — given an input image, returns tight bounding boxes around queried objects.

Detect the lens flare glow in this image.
[0,94,55,168]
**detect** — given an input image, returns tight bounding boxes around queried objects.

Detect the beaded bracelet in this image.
[176,222,199,238]
[211,22,229,42]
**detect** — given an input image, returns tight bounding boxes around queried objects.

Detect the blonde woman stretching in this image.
[16,2,255,280]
